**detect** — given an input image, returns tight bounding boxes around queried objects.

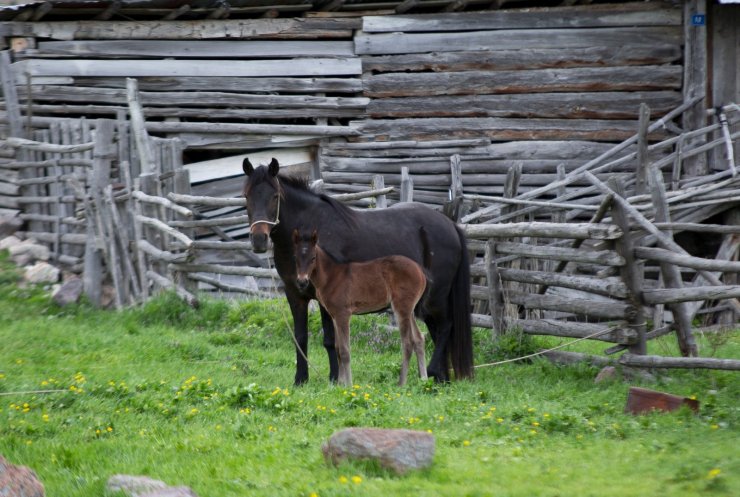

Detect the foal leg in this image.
[333,315,353,387]
[411,319,428,382]
[395,308,415,386]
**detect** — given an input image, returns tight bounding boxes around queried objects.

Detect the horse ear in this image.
[292,229,300,245]
[243,158,254,176]
[310,229,318,245]
[268,158,279,177]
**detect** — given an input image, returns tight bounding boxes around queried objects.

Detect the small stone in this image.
[23,262,60,285]
[52,277,84,306]
[594,366,619,383]
[107,475,199,497]
[322,428,435,475]
[0,455,45,497]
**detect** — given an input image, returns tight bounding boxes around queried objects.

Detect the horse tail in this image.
[449,225,474,379]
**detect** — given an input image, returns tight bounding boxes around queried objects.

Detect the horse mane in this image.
[279,173,359,229]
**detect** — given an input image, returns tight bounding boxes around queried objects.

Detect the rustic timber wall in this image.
[321,1,684,201]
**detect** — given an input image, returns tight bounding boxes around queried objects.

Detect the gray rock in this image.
[0,215,22,238]
[0,455,45,497]
[594,366,619,383]
[322,428,435,475]
[23,262,60,285]
[107,475,199,497]
[0,235,22,252]
[52,277,84,306]
[10,240,49,266]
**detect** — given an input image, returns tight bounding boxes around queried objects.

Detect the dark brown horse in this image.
[292,228,428,386]
[243,158,473,385]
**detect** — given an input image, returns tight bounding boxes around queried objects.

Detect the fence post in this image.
[486,239,507,338]
[647,164,699,357]
[608,177,647,355]
[635,103,651,196]
[400,167,413,203]
[372,174,387,209]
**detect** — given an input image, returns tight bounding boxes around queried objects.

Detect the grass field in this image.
[0,252,738,496]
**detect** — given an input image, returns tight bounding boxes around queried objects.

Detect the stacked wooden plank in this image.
[2,18,365,150]
[319,2,684,200]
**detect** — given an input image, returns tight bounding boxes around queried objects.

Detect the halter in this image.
[248,177,281,232]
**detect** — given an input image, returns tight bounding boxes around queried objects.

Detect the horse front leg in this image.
[319,304,339,383]
[333,315,352,387]
[286,295,310,386]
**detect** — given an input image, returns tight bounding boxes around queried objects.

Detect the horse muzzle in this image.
[250,231,270,253]
[296,276,310,292]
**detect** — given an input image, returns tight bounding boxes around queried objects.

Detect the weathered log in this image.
[14,58,362,80]
[187,272,274,298]
[517,319,636,344]
[619,353,740,371]
[169,263,277,278]
[362,3,680,32]
[366,91,681,119]
[355,27,681,55]
[34,39,355,58]
[364,66,681,98]
[16,230,87,244]
[168,215,248,229]
[71,76,363,93]
[166,193,245,207]
[135,214,193,248]
[131,190,192,218]
[642,285,740,305]
[462,222,622,240]
[3,136,94,153]
[495,267,628,298]
[137,239,190,264]
[506,290,632,320]
[0,18,357,40]
[361,46,681,73]
[493,241,624,266]
[635,245,740,273]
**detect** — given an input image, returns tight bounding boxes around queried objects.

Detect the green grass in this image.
[0,251,738,497]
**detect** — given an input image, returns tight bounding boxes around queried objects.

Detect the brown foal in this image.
[292,228,428,386]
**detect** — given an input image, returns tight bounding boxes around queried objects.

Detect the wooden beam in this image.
[363,3,680,32]
[13,58,362,80]
[355,27,681,55]
[0,18,356,40]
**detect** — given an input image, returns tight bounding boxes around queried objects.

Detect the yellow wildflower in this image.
[351,476,362,484]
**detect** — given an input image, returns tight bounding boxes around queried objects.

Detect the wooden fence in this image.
[1,75,738,370]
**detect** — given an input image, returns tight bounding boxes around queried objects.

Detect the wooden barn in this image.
[1,0,737,207]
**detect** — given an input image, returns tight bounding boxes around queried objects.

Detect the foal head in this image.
[292,228,319,292]
[243,157,281,253]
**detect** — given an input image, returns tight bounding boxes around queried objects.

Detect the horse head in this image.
[292,228,318,292]
[243,157,281,253]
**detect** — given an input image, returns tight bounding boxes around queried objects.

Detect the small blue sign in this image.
[692,14,706,26]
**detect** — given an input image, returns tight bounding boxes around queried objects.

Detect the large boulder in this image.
[0,455,45,497]
[322,428,435,475]
[107,475,199,497]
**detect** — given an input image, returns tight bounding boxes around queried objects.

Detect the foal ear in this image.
[268,158,280,177]
[243,158,254,176]
[310,229,318,245]
[292,229,300,245]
